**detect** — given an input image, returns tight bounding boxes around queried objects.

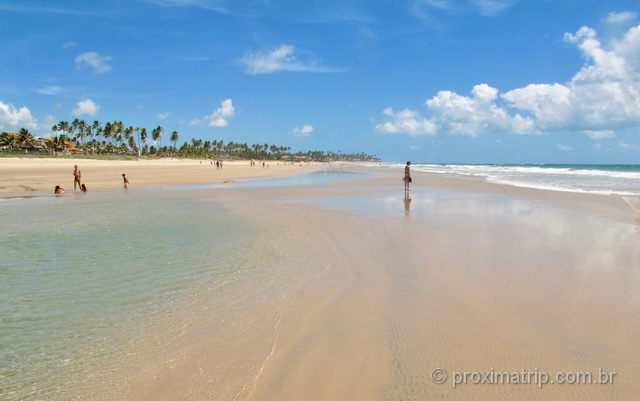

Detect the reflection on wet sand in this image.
[403,190,411,215]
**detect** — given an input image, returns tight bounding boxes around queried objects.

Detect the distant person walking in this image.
[122,173,129,190]
[403,161,411,190]
[73,165,82,191]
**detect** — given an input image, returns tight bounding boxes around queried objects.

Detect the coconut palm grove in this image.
[1,119,379,162]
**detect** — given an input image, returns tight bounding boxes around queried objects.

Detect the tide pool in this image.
[0,191,267,400]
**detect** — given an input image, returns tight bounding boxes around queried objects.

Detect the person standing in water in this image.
[403,161,411,190]
[122,173,129,190]
[73,165,82,191]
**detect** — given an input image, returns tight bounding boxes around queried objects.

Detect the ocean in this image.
[393,163,640,196]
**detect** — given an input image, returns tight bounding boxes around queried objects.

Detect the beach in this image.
[1,159,639,400]
[0,157,316,194]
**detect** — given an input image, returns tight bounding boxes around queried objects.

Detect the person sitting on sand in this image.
[122,173,129,190]
[403,161,412,190]
[81,184,87,192]
[54,185,66,194]
[73,165,82,191]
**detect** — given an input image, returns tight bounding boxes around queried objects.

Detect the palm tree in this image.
[0,132,18,150]
[128,136,137,153]
[152,126,164,152]
[56,121,70,138]
[114,121,124,147]
[92,120,102,140]
[50,135,68,154]
[139,128,147,156]
[170,131,179,155]
[74,119,87,146]
[17,128,35,150]
[71,118,81,145]
[103,121,114,145]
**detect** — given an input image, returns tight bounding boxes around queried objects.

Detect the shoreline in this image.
[406,168,640,223]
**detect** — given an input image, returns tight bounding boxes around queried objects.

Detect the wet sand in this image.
[111,167,640,400]
[4,161,638,400]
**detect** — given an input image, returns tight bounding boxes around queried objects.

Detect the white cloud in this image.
[427,84,535,136]
[376,107,437,136]
[199,99,235,127]
[36,86,65,95]
[471,0,519,16]
[501,83,571,130]
[157,112,173,119]
[565,27,632,82]
[583,130,614,139]
[292,125,313,136]
[0,101,38,130]
[557,143,573,151]
[617,141,636,151]
[75,52,112,73]
[241,44,342,75]
[414,0,520,18]
[378,21,640,138]
[72,99,99,117]
[604,11,637,26]
[505,24,640,131]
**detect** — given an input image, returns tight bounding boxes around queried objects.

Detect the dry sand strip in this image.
[0,157,320,193]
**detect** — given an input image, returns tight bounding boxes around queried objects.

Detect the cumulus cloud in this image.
[198,99,235,127]
[377,20,640,138]
[157,112,173,119]
[292,125,313,136]
[75,52,112,73]
[0,101,38,130]
[427,84,535,136]
[241,44,342,75]
[72,99,99,117]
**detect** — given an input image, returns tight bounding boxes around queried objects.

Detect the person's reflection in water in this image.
[403,190,412,215]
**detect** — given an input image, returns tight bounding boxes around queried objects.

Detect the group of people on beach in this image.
[54,165,129,194]
[54,161,411,195]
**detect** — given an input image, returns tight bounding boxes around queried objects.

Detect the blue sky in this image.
[1,0,640,163]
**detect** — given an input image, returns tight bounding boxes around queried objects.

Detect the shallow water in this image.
[0,191,271,400]
[0,169,368,401]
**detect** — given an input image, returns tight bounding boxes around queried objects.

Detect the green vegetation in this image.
[1,119,379,162]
